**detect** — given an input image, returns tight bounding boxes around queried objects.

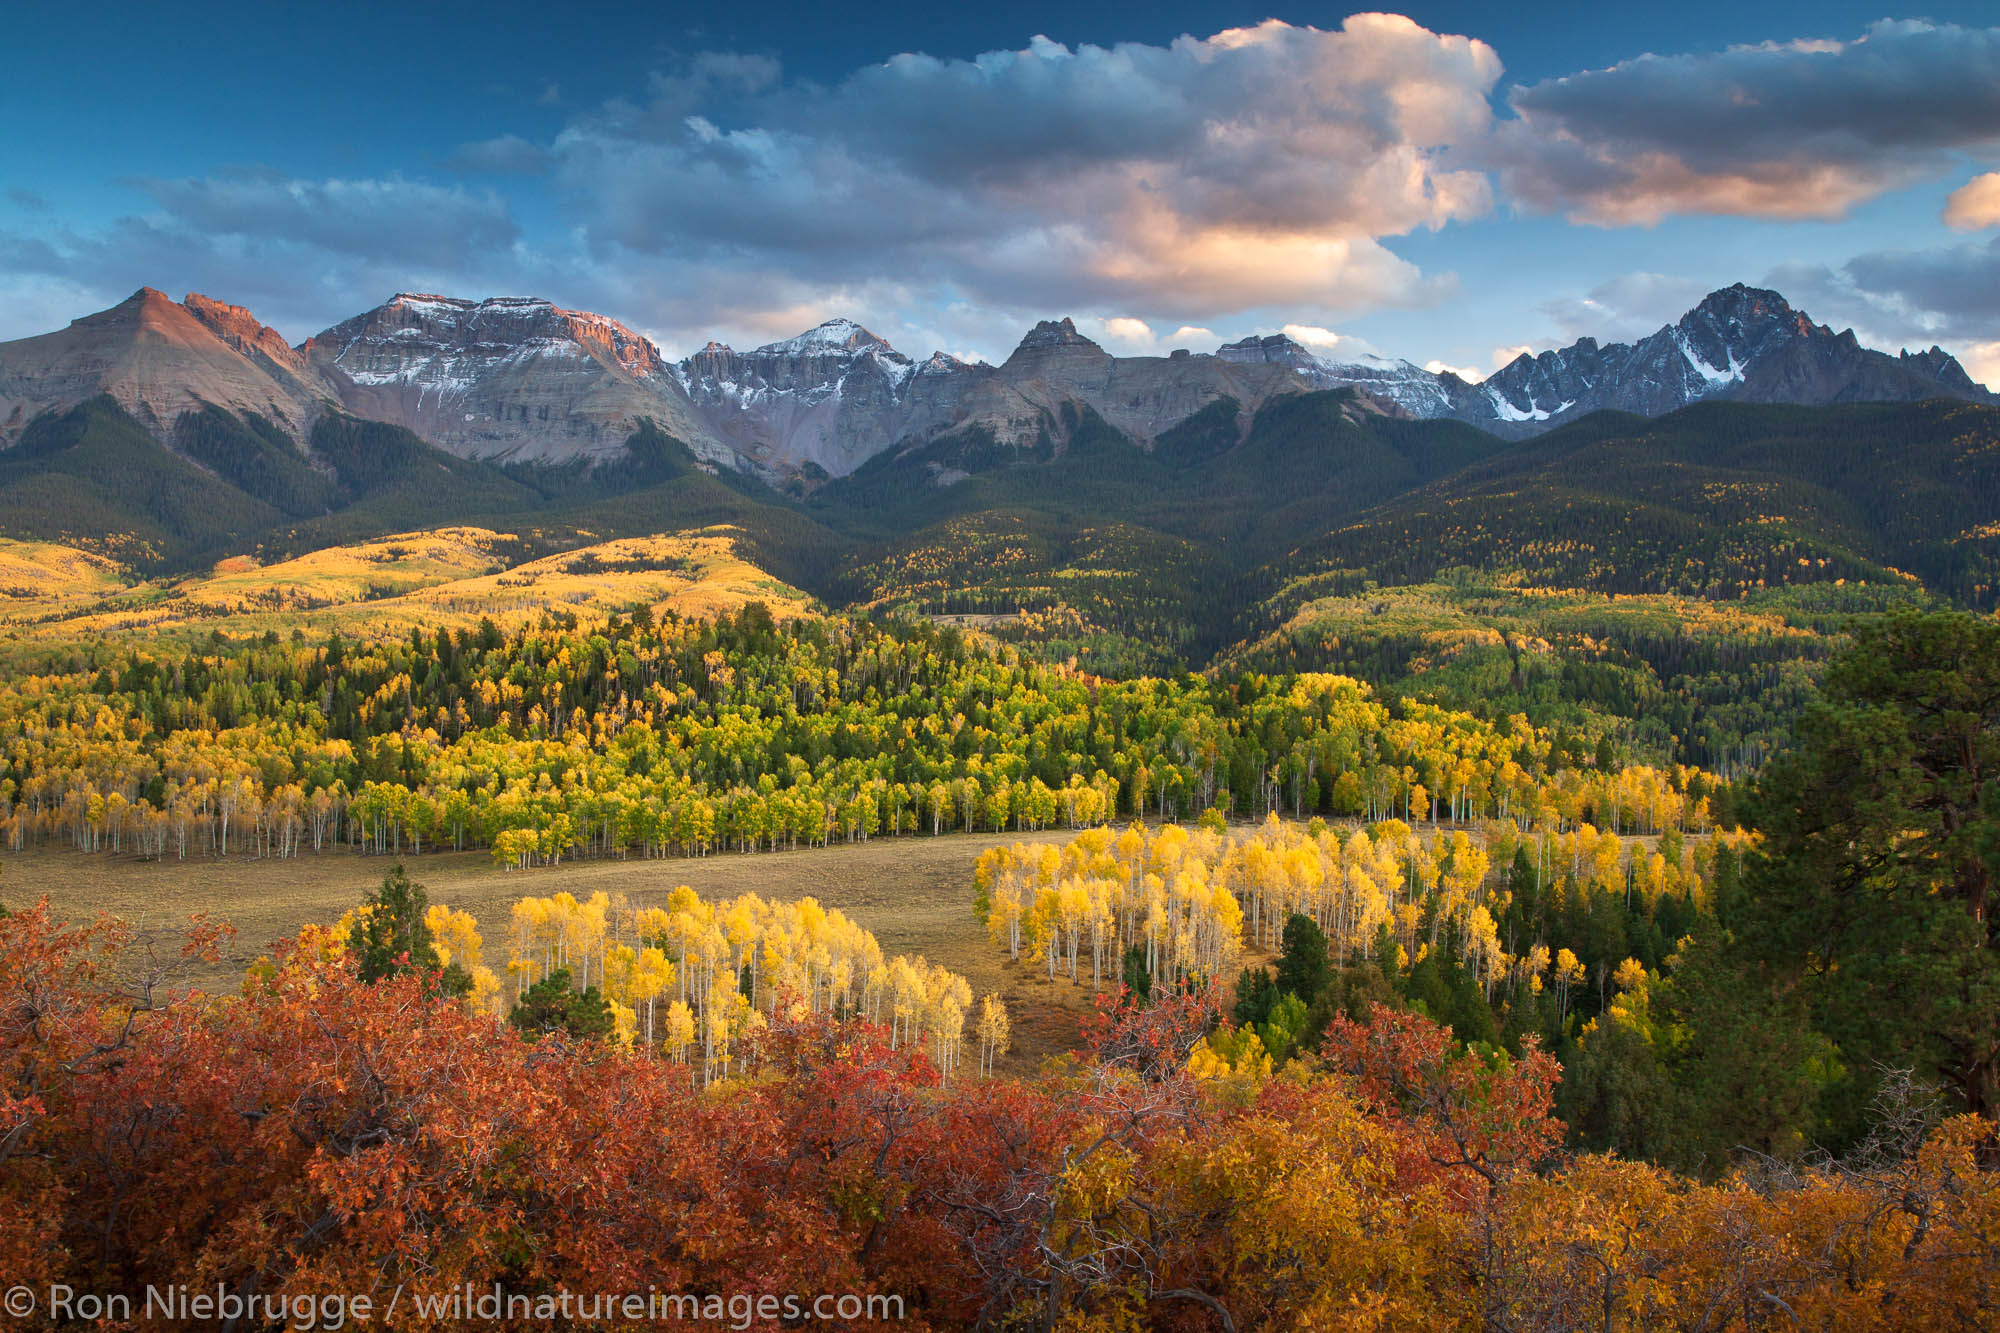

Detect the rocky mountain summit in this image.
[675,315,1305,474]
[302,293,738,468]
[1469,285,1993,433]
[0,288,343,445]
[957,319,1306,448]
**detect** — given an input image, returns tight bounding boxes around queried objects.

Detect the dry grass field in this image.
[4,828,1098,1070]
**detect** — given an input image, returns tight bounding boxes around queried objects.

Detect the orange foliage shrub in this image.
[2,900,1995,1331]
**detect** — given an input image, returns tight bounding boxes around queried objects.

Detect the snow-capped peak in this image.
[1216,331,1453,416]
[755,318,903,360]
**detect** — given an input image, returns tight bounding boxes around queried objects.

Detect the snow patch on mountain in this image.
[1675,331,1743,387]
[1485,390,1574,424]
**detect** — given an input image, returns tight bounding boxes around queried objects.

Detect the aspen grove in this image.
[0,605,1729,866]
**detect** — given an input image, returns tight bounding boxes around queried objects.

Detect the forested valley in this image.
[2,600,1996,1329]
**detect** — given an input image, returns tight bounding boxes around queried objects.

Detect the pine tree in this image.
[1273,913,1331,1006]
[349,863,470,996]
[508,967,615,1042]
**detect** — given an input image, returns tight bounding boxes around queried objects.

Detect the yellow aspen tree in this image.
[977,994,1011,1075]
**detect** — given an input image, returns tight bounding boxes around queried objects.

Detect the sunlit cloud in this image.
[12,13,2000,366]
[1096,317,1156,349]
[1946,173,2000,231]
[1962,341,2000,387]
[552,16,1499,326]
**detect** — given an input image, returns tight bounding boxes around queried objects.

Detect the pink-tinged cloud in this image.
[1495,21,2000,226]
[1946,173,2000,231]
[1962,342,2000,389]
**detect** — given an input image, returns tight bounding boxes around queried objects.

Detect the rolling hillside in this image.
[1283,399,2000,608]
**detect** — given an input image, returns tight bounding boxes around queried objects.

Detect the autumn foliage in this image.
[3,899,1998,1331]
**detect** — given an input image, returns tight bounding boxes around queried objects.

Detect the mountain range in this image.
[1,284,1988,487]
[3,274,1998,679]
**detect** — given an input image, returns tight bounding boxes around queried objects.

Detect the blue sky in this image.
[5,3,2000,384]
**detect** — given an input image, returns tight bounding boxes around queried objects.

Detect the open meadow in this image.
[5,827,1100,1069]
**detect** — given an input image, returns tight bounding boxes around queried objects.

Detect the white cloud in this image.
[1281,323,1382,358]
[1759,247,2000,390]
[1496,20,2000,225]
[1097,317,1156,348]
[0,272,113,342]
[0,173,534,341]
[0,17,1499,358]
[28,15,2000,369]
[131,171,516,267]
[445,135,552,176]
[1425,358,1484,382]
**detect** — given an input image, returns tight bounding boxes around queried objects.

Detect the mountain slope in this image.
[0,396,285,562]
[958,318,1310,452]
[1283,399,2000,608]
[11,283,1988,493]
[678,316,1313,479]
[0,288,341,445]
[816,390,1517,664]
[1217,332,1471,418]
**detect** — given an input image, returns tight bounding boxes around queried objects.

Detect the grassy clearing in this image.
[5,827,1093,1071]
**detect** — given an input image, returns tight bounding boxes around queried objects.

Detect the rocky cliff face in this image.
[1468,285,1994,433]
[302,294,736,467]
[0,288,340,445]
[675,315,1315,474]
[935,318,1307,451]
[676,319,981,475]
